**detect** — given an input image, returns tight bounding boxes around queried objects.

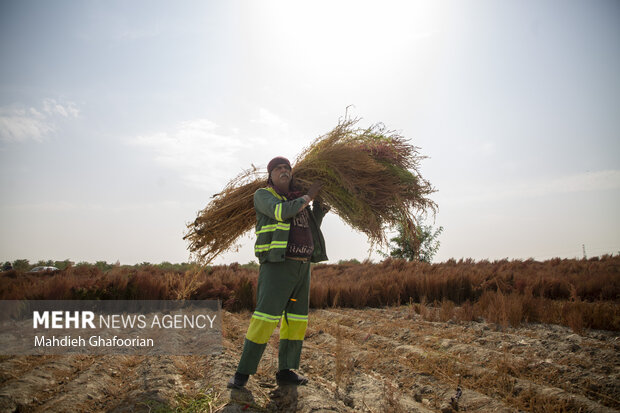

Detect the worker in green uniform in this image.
[228,156,328,388]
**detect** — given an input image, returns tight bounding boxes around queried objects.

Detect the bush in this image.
[1,256,618,331]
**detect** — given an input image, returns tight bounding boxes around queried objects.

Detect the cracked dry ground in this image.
[1,307,618,412]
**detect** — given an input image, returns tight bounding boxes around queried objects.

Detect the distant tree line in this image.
[1,259,213,273]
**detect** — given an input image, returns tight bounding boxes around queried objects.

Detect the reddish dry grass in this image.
[1,256,618,331]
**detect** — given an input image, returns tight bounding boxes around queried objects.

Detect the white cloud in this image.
[0,99,79,143]
[42,99,80,118]
[129,119,248,190]
[253,108,289,132]
[0,108,52,143]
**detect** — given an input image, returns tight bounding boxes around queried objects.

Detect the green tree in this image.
[95,261,113,272]
[54,260,74,270]
[337,258,361,265]
[35,259,55,267]
[388,218,443,263]
[240,261,259,270]
[12,259,30,272]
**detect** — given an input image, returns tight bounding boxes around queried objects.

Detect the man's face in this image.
[271,163,292,188]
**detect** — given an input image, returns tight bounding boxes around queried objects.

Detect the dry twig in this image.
[184,118,437,264]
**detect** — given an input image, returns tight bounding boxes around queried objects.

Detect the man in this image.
[228,156,328,389]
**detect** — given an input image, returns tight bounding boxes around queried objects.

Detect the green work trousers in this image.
[236,259,311,375]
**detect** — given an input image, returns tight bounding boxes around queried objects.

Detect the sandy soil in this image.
[1,306,618,412]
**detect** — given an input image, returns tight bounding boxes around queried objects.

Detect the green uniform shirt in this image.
[253,187,328,263]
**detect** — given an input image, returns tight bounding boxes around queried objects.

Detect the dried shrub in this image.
[418,297,435,321]
[167,269,204,300]
[184,118,437,263]
[225,277,255,312]
[563,303,585,335]
[1,256,618,332]
[520,288,545,323]
[439,298,455,322]
[475,291,508,327]
[183,171,264,265]
[456,300,476,322]
[505,293,524,328]
[584,301,620,331]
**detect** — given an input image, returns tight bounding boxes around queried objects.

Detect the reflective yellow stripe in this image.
[283,313,308,321]
[256,224,277,234]
[264,187,287,201]
[261,187,287,221]
[247,317,279,344]
[254,241,288,253]
[280,318,308,341]
[256,223,290,234]
[252,311,280,323]
[274,203,283,221]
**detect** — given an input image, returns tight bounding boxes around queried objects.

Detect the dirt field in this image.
[1,306,618,412]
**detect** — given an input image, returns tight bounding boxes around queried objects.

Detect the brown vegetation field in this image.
[0,256,618,412]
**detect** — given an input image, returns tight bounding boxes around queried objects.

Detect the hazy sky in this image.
[1,0,619,265]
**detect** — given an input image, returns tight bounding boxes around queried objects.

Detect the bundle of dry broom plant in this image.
[184,118,437,264]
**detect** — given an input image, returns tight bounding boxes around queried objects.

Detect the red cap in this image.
[267,157,291,175]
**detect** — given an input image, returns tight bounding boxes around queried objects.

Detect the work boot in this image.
[227,372,249,389]
[276,369,308,386]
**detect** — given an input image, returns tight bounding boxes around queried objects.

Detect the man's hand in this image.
[298,182,322,213]
[306,182,322,200]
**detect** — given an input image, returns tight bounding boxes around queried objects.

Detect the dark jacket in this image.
[253,187,328,263]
